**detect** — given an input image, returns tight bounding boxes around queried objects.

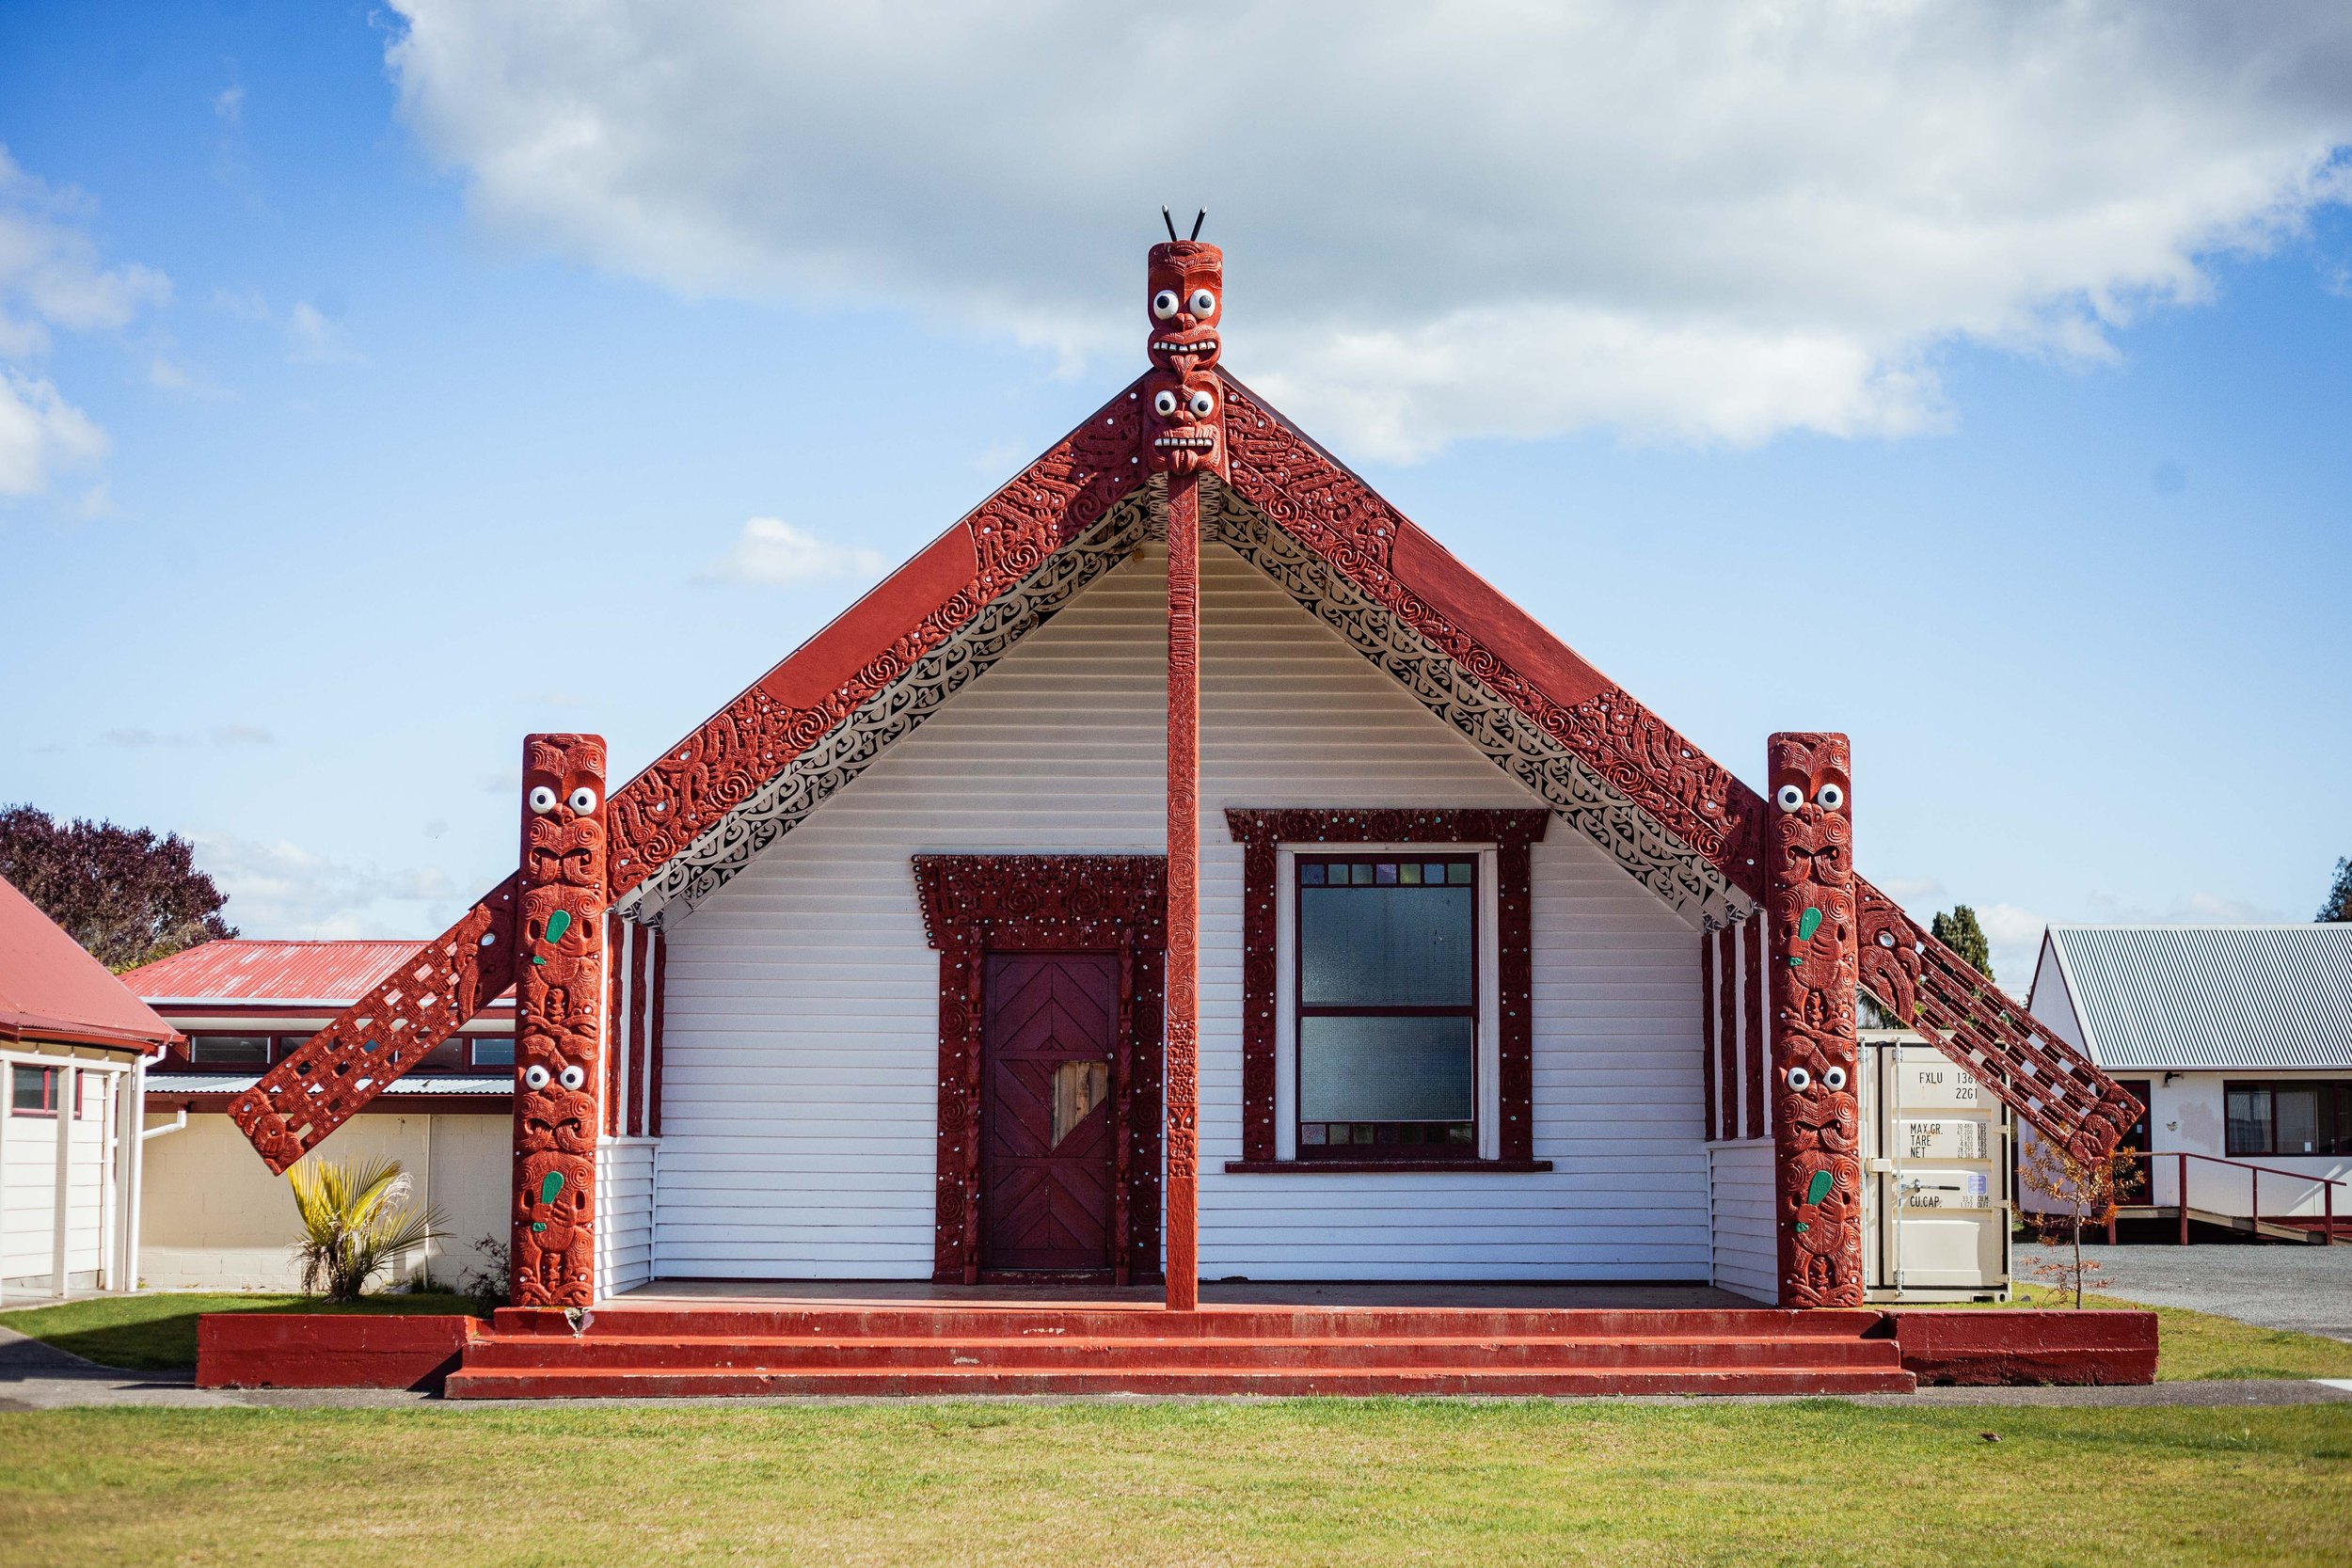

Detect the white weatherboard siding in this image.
[657,544,1710,1280]
[597,1140,657,1296]
[1707,1140,1775,1304]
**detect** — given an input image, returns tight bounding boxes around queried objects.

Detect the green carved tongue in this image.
[533,908,571,967]
[1805,1169,1834,1206]
[540,1171,564,1205]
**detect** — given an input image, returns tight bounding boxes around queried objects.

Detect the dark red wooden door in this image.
[982,953,1118,1272]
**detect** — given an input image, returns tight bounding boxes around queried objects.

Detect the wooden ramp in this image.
[444,1304,1915,1399]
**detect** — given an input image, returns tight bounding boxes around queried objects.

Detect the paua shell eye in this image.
[1775,784,1804,813]
[1822,1066,1849,1091]
[1152,290,1180,320]
[559,1065,587,1090]
[1785,1066,1812,1091]
[529,785,559,815]
[1816,783,1845,811]
[567,785,597,815]
[1189,288,1216,316]
[523,1064,551,1089]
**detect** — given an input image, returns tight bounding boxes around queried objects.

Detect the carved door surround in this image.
[914,854,1167,1285]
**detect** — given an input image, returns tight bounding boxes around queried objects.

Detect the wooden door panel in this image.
[983,952,1119,1271]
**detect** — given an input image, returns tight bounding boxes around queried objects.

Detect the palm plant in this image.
[287,1155,450,1302]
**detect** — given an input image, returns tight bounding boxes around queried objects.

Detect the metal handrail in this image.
[2148,1150,2344,1245]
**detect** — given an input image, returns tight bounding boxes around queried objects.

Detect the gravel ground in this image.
[2020,1240,2352,1340]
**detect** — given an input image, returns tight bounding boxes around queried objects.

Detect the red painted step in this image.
[459,1332,1901,1373]
[443,1305,1915,1399]
[445,1364,1914,1399]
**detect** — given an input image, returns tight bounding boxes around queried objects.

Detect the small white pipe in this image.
[140,1107,189,1142]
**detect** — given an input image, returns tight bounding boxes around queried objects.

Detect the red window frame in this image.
[10,1063,59,1117]
[1223,808,1552,1173]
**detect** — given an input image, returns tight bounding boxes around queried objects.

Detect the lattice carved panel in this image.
[227,880,518,1174]
[1856,876,2141,1164]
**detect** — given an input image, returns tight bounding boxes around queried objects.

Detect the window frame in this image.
[2224,1079,2352,1158]
[1285,846,1495,1162]
[183,1032,275,1069]
[9,1063,59,1117]
[1224,807,1550,1174]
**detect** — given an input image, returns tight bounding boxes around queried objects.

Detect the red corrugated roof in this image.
[0,874,180,1051]
[122,940,483,1004]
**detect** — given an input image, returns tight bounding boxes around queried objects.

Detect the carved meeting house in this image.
[227,235,2138,1313]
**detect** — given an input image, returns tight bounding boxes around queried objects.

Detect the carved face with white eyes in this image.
[1145,370,1222,476]
[522,734,607,889]
[1766,732,1851,890]
[516,1037,597,1153]
[1147,240,1222,375]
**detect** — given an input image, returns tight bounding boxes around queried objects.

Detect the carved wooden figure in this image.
[511,734,609,1307]
[1764,732,1865,1308]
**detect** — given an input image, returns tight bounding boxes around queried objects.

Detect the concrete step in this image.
[443,1362,1917,1400]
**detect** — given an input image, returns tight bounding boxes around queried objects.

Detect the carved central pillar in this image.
[511,733,609,1307]
[1763,732,1865,1307]
[1145,230,1224,1311]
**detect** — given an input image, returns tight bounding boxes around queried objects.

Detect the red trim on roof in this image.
[0,874,180,1052]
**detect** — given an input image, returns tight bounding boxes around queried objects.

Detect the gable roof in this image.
[2036,924,2352,1071]
[0,873,180,1053]
[224,255,2139,1172]
[124,939,517,1009]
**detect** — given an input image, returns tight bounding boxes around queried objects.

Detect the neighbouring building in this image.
[2026,924,2351,1238]
[0,873,177,1302]
[123,941,516,1290]
[203,237,2137,1314]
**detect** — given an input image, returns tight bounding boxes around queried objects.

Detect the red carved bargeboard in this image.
[511,734,609,1307]
[1222,808,1550,1166]
[1763,733,1864,1308]
[913,854,1167,1286]
[227,882,517,1174]
[1216,373,2139,1165]
[230,382,1150,1170]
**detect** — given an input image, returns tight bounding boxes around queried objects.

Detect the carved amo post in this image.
[511,734,609,1308]
[1763,732,1865,1308]
[1147,233,1224,1311]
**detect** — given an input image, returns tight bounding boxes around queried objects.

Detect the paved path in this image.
[2022,1241,2352,1340]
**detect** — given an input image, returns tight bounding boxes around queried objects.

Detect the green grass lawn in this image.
[2,1401,2347,1567]
[0,1291,479,1371]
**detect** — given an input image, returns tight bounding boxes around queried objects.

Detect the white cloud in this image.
[286,300,364,365]
[698,516,886,587]
[386,2,2352,460]
[0,369,106,496]
[0,146,168,499]
[214,86,245,126]
[191,832,455,940]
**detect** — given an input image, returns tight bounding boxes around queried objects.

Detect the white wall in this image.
[139,1112,510,1291]
[597,1139,657,1296]
[2,1053,120,1299]
[657,542,1710,1281]
[1706,1140,1774,1303]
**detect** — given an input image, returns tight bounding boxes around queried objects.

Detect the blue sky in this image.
[2,3,2347,987]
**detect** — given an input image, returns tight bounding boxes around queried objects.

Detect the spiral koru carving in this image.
[511,734,608,1307]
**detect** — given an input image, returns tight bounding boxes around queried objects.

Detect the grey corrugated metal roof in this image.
[149,1074,511,1097]
[2042,925,2352,1071]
